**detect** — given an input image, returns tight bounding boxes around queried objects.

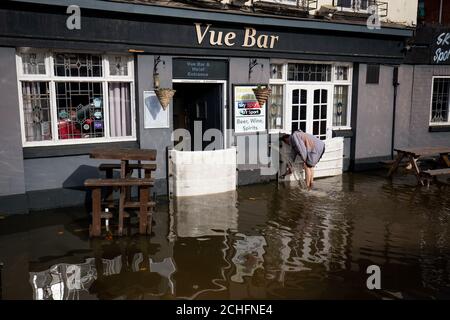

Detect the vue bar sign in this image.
[433,31,450,64]
[194,23,279,49]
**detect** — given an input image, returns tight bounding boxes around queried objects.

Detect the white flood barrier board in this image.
[169,147,237,197]
[280,137,344,182]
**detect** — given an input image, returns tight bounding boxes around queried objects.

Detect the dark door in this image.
[173,83,223,151]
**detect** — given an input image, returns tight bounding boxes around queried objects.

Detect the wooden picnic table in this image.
[90,148,157,176]
[89,148,157,236]
[388,146,450,185]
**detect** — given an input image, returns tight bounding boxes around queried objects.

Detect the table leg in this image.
[408,155,424,186]
[388,152,405,177]
[118,186,126,236]
[118,160,128,236]
[91,188,102,237]
[105,168,114,208]
[139,186,149,235]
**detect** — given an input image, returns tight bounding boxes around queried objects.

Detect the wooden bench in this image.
[421,168,450,187]
[85,178,155,237]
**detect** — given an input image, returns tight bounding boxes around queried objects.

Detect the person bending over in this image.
[281,130,325,189]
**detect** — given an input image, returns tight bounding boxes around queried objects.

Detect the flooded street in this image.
[1,171,449,300]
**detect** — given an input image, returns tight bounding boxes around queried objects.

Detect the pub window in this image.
[336,0,372,10]
[270,64,283,80]
[366,64,380,84]
[430,77,450,125]
[16,49,135,146]
[333,85,349,127]
[288,63,332,82]
[268,84,284,130]
[335,66,349,81]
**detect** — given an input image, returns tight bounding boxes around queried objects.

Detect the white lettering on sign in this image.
[434,32,450,64]
[194,23,279,49]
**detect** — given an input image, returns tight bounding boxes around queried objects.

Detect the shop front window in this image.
[270,64,283,80]
[55,82,105,139]
[430,77,450,125]
[288,63,332,82]
[21,82,52,142]
[268,84,284,130]
[17,49,135,146]
[333,85,349,127]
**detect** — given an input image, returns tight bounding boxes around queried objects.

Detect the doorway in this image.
[286,85,333,140]
[173,83,224,150]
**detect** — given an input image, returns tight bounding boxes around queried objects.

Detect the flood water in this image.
[1,171,449,300]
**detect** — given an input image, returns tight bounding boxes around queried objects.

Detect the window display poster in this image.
[234,85,266,134]
[144,91,169,129]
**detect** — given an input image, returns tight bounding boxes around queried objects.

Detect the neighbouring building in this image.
[0,0,420,213]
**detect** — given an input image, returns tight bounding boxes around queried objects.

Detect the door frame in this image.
[286,84,333,140]
[172,79,227,147]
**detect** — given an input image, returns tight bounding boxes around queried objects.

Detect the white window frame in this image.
[16,49,136,147]
[429,76,450,126]
[332,63,353,130]
[269,60,353,133]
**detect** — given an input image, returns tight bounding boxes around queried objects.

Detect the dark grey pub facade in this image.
[0,0,416,213]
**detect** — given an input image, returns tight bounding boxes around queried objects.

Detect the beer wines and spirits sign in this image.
[234,85,266,134]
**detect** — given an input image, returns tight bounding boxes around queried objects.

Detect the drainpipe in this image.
[439,0,443,24]
[391,67,399,160]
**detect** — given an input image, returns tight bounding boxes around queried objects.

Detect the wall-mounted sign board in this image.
[431,30,450,64]
[173,58,228,80]
[233,85,266,134]
[143,91,169,129]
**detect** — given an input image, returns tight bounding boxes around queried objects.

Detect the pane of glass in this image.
[314,89,320,104]
[431,78,449,123]
[337,0,352,8]
[314,105,320,119]
[109,56,129,76]
[335,66,349,81]
[22,52,46,75]
[300,122,306,132]
[55,82,104,139]
[300,105,306,120]
[292,122,298,132]
[321,121,327,134]
[109,82,132,136]
[321,104,327,118]
[287,63,331,82]
[270,64,283,80]
[292,89,299,104]
[313,121,319,135]
[54,53,103,77]
[21,82,52,141]
[321,89,327,103]
[333,85,349,126]
[300,89,307,104]
[292,106,299,120]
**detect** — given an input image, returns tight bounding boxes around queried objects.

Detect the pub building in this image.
[0,0,422,213]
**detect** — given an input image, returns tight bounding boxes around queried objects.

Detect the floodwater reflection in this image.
[0,171,449,299]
